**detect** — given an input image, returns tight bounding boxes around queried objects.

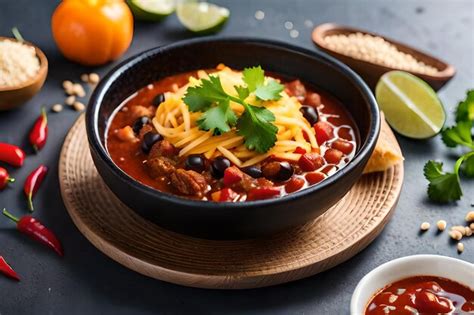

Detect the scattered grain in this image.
[451,226,466,235]
[290,30,299,38]
[304,19,313,28]
[80,73,89,83]
[73,101,85,112]
[51,104,63,113]
[89,73,100,84]
[465,211,474,222]
[73,84,86,97]
[436,220,447,231]
[62,80,73,90]
[254,10,265,20]
[323,32,439,75]
[420,222,430,231]
[284,21,293,30]
[465,227,472,237]
[0,39,40,87]
[470,223,474,230]
[65,95,76,106]
[449,230,463,241]
[457,242,464,253]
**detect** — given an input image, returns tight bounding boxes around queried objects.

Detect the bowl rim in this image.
[350,254,474,314]
[0,36,48,92]
[86,36,380,209]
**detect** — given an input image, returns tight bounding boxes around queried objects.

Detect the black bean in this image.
[132,116,150,134]
[300,105,319,125]
[242,166,263,178]
[142,132,162,154]
[274,162,294,181]
[152,93,165,106]
[185,154,206,173]
[210,156,231,179]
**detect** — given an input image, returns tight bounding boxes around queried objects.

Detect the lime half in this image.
[127,0,176,22]
[375,71,446,139]
[177,2,230,35]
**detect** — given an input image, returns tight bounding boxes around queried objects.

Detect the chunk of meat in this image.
[147,157,175,178]
[149,140,176,159]
[304,92,321,107]
[262,161,281,179]
[285,80,306,102]
[129,105,155,120]
[170,169,207,196]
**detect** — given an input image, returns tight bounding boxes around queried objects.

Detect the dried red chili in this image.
[0,256,20,281]
[24,165,48,211]
[0,167,15,190]
[0,143,25,167]
[2,209,63,257]
[29,108,48,152]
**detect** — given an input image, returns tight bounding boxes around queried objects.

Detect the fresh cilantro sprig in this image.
[183,66,283,153]
[424,90,474,203]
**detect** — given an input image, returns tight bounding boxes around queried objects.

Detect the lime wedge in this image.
[375,71,446,139]
[127,0,176,22]
[176,2,230,35]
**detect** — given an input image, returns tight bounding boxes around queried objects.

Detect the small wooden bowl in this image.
[312,23,455,91]
[0,37,48,111]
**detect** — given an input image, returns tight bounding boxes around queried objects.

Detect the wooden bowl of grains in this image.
[0,36,48,110]
[312,23,455,91]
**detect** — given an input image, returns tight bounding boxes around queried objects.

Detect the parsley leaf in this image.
[183,75,228,112]
[441,120,473,148]
[455,89,474,122]
[237,105,278,153]
[197,100,237,135]
[234,85,250,100]
[243,66,284,101]
[424,160,463,202]
[462,154,474,177]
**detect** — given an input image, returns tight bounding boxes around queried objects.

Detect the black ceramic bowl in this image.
[86,37,380,239]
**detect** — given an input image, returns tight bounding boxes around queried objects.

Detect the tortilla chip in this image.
[363,113,404,174]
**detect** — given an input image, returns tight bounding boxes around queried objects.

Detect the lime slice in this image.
[127,0,176,22]
[375,71,446,139]
[176,2,230,35]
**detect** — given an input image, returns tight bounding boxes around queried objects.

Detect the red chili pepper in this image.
[223,166,243,186]
[0,167,15,190]
[2,209,63,257]
[0,143,25,167]
[29,107,48,152]
[24,165,48,211]
[247,187,281,201]
[0,256,20,281]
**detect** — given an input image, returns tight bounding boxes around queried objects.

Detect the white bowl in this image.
[351,254,474,315]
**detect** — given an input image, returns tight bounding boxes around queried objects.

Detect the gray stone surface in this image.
[0,0,472,314]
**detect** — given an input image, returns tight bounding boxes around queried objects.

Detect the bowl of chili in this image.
[86,37,380,239]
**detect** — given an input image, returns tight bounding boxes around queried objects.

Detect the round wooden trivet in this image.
[59,115,403,289]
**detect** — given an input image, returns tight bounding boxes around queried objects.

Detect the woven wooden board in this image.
[59,115,403,289]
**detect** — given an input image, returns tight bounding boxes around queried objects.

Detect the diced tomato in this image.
[331,139,353,155]
[298,153,324,172]
[304,92,321,107]
[247,187,281,201]
[314,121,334,145]
[294,146,307,154]
[338,127,353,141]
[285,177,305,193]
[305,172,325,185]
[320,165,336,175]
[223,166,243,186]
[324,148,343,164]
[219,188,238,202]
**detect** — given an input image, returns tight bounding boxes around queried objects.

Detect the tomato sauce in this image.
[365,276,474,314]
[106,70,358,201]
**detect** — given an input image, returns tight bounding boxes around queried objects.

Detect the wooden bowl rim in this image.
[0,36,48,92]
[312,23,456,80]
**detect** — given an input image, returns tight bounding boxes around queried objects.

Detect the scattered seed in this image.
[451,225,466,235]
[420,222,430,231]
[73,101,85,112]
[470,223,474,230]
[254,10,265,20]
[65,85,75,96]
[73,84,86,97]
[457,242,464,253]
[449,230,463,241]
[51,104,63,113]
[304,19,313,28]
[290,29,299,38]
[465,211,474,222]
[436,220,447,231]
[284,21,293,30]
[465,226,472,236]
[65,95,76,106]
[89,73,100,84]
[80,73,89,83]
[62,80,73,90]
